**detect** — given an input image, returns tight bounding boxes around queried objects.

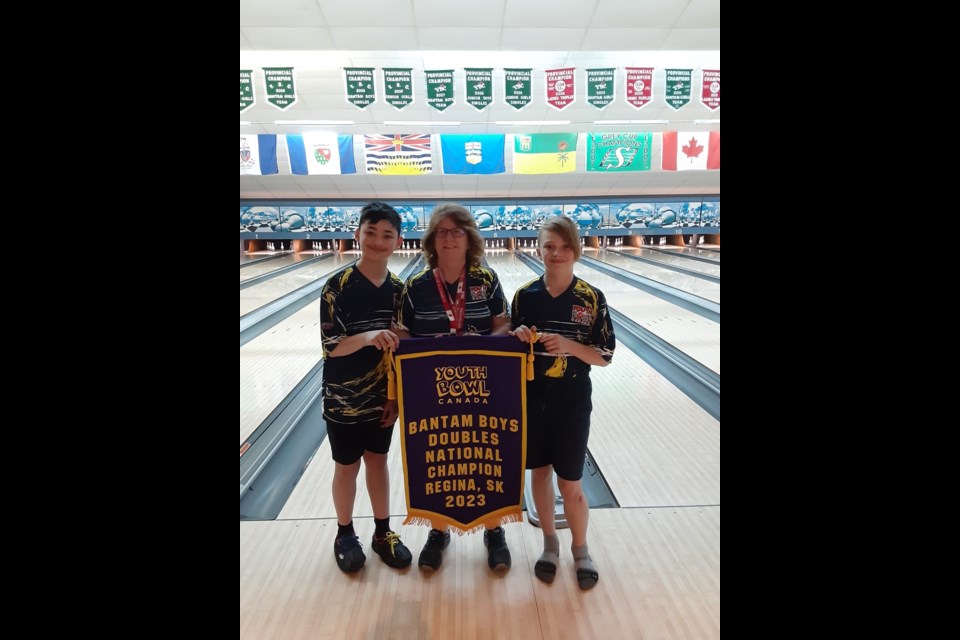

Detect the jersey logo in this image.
[470,285,487,300]
[571,305,593,325]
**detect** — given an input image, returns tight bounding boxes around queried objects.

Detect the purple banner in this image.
[395,335,528,533]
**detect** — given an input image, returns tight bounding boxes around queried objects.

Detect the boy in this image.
[510,216,615,589]
[320,201,412,573]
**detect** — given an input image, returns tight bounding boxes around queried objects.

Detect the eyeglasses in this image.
[435,227,466,238]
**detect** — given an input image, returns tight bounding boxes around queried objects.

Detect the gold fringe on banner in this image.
[402,510,524,536]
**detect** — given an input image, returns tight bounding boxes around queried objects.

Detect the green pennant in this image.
[465,68,493,111]
[383,68,413,110]
[586,68,615,109]
[263,67,296,110]
[665,68,692,110]
[240,70,255,113]
[425,70,454,111]
[345,67,376,109]
[504,68,532,110]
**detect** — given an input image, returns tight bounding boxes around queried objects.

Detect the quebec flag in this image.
[286,133,357,175]
[240,134,278,175]
[439,134,505,174]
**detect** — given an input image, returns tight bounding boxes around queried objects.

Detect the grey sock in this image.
[572,544,598,590]
[534,533,560,583]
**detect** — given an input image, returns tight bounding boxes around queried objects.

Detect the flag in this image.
[286,133,356,175]
[439,134,505,174]
[364,134,433,175]
[512,133,578,174]
[586,132,652,172]
[661,131,720,171]
[239,134,277,175]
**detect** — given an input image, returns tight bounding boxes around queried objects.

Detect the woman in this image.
[395,203,513,572]
[510,216,615,590]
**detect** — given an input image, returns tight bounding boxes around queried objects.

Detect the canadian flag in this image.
[661,131,720,171]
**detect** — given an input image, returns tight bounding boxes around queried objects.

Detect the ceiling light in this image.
[694,119,720,124]
[383,120,461,126]
[494,120,571,126]
[594,120,669,125]
[275,120,356,126]
[240,121,252,127]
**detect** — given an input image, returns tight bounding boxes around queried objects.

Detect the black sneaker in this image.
[483,526,511,571]
[372,530,412,569]
[418,529,451,570]
[334,534,366,573]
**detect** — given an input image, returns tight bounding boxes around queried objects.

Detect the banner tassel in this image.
[386,350,397,400]
[527,329,538,381]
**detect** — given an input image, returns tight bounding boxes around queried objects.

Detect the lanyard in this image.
[433,267,466,335]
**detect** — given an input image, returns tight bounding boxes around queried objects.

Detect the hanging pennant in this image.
[625,67,653,110]
[383,68,413,110]
[240,70,255,113]
[545,67,575,111]
[665,68,692,110]
[504,68,532,111]
[586,68,614,109]
[263,67,296,110]
[465,68,493,111]
[425,69,455,111]
[344,67,376,109]
[701,69,720,111]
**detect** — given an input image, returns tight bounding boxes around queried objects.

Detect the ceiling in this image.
[240,0,720,201]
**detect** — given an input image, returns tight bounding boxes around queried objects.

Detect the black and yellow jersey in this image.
[396,265,508,336]
[320,266,404,424]
[511,276,615,379]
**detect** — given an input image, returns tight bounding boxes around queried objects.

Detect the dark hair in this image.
[421,203,485,269]
[538,215,581,260]
[358,201,402,233]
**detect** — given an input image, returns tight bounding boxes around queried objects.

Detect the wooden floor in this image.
[241,507,719,640]
[240,247,720,639]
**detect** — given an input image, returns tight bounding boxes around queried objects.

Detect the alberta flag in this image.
[512,133,578,174]
[439,134,505,174]
[240,134,278,175]
[286,133,356,175]
[661,131,720,171]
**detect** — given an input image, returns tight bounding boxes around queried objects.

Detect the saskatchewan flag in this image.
[512,133,578,174]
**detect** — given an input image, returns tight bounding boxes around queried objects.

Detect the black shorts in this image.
[524,373,593,480]
[326,417,395,465]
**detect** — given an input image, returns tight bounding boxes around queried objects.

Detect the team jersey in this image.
[396,265,509,336]
[320,266,404,424]
[511,276,615,379]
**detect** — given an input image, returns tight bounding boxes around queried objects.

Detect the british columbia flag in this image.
[364,134,433,175]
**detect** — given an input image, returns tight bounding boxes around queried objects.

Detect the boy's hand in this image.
[538,332,566,355]
[380,400,398,426]
[366,329,399,351]
[509,324,537,343]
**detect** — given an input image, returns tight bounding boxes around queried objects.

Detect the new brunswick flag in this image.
[364,134,433,175]
[393,336,528,533]
[512,133,578,174]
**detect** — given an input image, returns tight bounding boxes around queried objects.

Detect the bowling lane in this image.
[492,251,719,374]
[240,250,326,283]
[240,253,352,317]
[585,247,720,304]
[239,251,418,446]
[606,246,721,277]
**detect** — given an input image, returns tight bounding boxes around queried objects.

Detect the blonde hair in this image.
[538,216,582,260]
[421,203,485,269]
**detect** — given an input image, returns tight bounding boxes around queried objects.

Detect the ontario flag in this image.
[286,133,356,175]
[661,131,720,171]
[239,134,278,175]
[364,134,433,175]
